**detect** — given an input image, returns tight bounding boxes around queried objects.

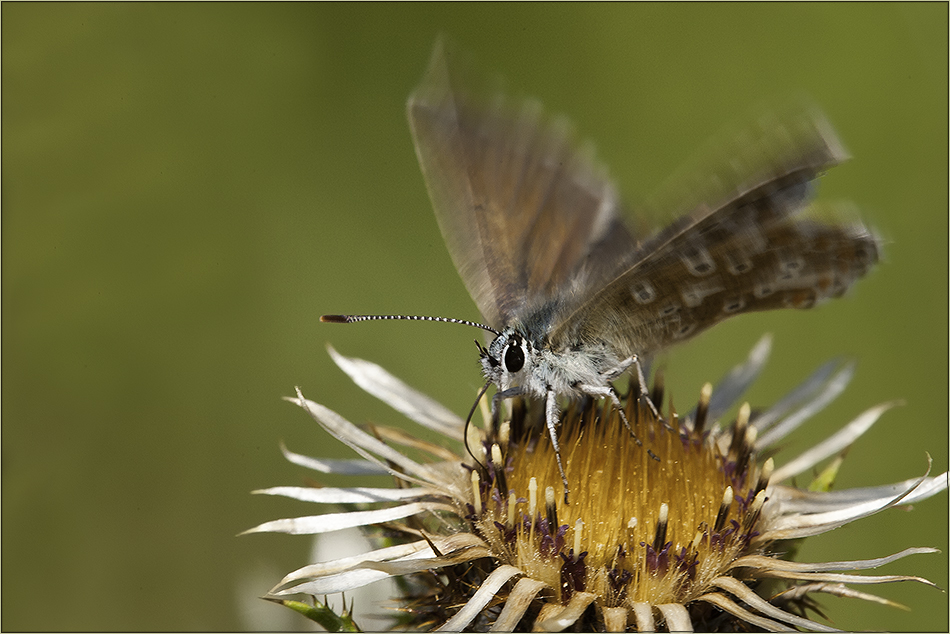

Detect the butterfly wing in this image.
[407,38,637,330]
[548,112,880,356]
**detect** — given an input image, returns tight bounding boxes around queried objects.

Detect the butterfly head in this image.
[479,327,537,393]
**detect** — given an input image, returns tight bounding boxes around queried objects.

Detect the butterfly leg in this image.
[578,383,660,462]
[599,355,662,422]
[631,355,665,425]
[544,389,571,505]
[491,385,526,420]
[492,386,570,503]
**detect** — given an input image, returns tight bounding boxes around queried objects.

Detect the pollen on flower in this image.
[463,382,770,612]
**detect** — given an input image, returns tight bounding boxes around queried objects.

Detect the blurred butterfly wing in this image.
[549,111,880,355]
[407,38,634,329]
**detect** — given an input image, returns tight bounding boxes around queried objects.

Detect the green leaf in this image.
[264,596,361,632]
[808,450,847,493]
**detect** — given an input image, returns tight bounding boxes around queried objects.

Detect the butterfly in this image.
[323,38,880,502]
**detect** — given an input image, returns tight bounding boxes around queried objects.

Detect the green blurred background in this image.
[3,4,947,631]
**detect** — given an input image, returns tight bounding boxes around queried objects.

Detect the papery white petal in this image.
[489,578,547,632]
[631,603,654,631]
[770,402,895,482]
[329,345,466,440]
[734,547,938,574]
[535,603,561,628]
[698,593,795,631]
[243,502,432,535]
[290,391,440,486]
[712,576,839,632]
[275,567,395,596]
[536,592,597,631]
[277,531,487,592]
[252,485,431,504]
[773,473,948,514]
[655,603,693,632]
[760,569,936,587]
[360,544,492,575]
[280,441,388,475]
[601,607,630,633]
[437,565,522,631]
[309,527,398,631]
[276,540,431,588]
[896,470,948,502]
[774,582,910,609]
[756,361,853,448]
[276,537,479,595]
[761,471,930,539]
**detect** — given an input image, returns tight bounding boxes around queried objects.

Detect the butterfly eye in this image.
[504,341,525,373]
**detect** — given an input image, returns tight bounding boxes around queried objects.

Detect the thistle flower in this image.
[246,336,947,631]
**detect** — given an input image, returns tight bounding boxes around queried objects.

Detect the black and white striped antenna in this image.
[321,314,499,335]
[320,315,501,471]
[321,312,499,472]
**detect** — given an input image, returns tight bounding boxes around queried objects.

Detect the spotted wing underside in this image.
[549,114,880,356]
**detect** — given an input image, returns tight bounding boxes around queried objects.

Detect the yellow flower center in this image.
[467,385,770,607]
